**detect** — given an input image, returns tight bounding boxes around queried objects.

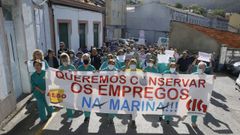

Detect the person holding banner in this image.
[101,59,119,124]
[126,58,143,128]
[100,54,120,70]
[191,61,207,128]
[77,53,96,123]
[162,62,178,124]
[58,53,76,123]
[191,55,213,74]
[143,59,158,73]
[31,59,53,123]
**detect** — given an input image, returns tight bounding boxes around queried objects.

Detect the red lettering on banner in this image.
[199,79,206,88]
[109,85,121,96]
[119,75,126,84]
[83,76,90,83]
[155,87,165,99]
[56,71,65,80]
[110,75,118,83]
[174,78,181,87]
[144,87,153,98]
[189,80,197,88]
[74,75,81,82]
[122,86,131,96]
[65,72,72,80]
[180,88,189,100]
[99,84,107,96]
[133,86,143,98]
[84,84,92,94]
[91,76,98,83]
[130,76,138,85]
[166,78,173,86]
[100,76,108,83]
[71,82,82,93]
[149,77,156,85]
[182,79,190,87]
[157,78,164,86]
[167,88,178,100]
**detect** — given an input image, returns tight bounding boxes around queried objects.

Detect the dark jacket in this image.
[91,54,101,70]
[58,48,68,58]
[45,56,59,68]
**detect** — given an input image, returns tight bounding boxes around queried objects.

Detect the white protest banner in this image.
[198,52,212,62]
[27,60,46,73]
[157,54,170,64]
[46,68,214,117]
[165,50,175,58]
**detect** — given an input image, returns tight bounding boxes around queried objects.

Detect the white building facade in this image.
[52,4,104,51]
[0,0,104,123]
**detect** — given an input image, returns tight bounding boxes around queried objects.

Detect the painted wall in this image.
[229,13,240,29]
[126,3,172,44]
[0,6,16,123]
[53,5,103,51]
[169,22,221,57]
[34,4,52,53]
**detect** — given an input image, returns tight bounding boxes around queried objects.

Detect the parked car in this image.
[129,37,146,45]
[225,57,240,76]
[118,38,129,46]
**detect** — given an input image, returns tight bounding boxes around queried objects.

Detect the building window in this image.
[79,23,87,49]
[93,23,100,48]
[58,22,70,49]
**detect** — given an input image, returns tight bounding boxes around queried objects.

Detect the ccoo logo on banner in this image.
[45,68,214,117]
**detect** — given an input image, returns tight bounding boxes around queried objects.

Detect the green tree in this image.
[212,9,225,17]
[175,3,183,9]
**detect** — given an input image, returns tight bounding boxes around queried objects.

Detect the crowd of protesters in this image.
[29,41,216,129]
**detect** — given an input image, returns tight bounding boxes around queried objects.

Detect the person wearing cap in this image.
[77,53,96,123]
[143,59,158,73]
[45,49,59,68]
[58,53,76,123]
[31,59,53,123]
[100,54,120,70]
[91,48,102,70]
[58,42,68,58]
[125,59,143,72]
[73,51,83,68]
[125,59,143,128]
[102,59,119,71]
